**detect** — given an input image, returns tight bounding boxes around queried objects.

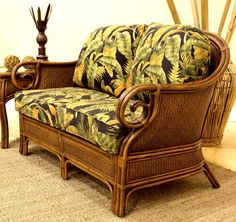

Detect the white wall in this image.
[0,0,171,61]
[0,0,236,170]
[0,0,236,63]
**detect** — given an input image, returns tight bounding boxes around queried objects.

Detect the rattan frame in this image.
[202,61,236,145]
[12,32,230,217]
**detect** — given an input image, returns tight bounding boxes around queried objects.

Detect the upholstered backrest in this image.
[73,23,212,99]
[127,23,211,89]
[73,24,147,97]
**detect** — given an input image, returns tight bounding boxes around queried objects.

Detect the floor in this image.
[4,100,236,172]
[203,101,236,171]
[203,121,236,171]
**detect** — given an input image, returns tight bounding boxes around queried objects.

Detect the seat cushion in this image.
[73,24,147,97]
[15,87,141,154]
[127,23,211,88]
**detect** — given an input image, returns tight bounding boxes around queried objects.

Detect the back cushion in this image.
[73,24,147,97]
[127,23,211,88]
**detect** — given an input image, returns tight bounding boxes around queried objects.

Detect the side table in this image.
[0,69,34,148]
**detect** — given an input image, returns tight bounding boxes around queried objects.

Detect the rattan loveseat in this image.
[11,23,229,217]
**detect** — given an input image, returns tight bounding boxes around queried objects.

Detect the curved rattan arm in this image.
[11,60,77,90]
[11,61,39,90]
[117,84,161,129]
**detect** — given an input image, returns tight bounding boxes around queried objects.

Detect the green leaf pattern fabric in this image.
[15,87,141,154]
[15,23,212,154]
[73,24,147,97]
[127,23,211,87]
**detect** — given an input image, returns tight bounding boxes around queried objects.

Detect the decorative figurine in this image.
[22,55,36,70]
[30,4,52,60]
[4,55,20,72]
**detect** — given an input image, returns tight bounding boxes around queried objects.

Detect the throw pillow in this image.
[73,24,147,97]
[127,23,211,88]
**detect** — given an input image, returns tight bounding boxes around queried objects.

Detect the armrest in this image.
[11,60,77,90]
[116,84,161,129]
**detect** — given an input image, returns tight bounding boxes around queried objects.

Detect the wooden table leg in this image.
[0,101,9,148]
[0,77,10,148]
[0,71,34,148]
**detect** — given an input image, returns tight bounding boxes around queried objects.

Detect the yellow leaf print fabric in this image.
[73,24,147,97]
[129,23,211,88]
[15,87,142,154]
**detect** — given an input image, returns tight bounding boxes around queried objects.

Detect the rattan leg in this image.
[19,135,23,154]
[203,163,220,188]
[19,133,28,156]
[0,101,9,148]
[61,156,69,180]
[112,186,127,217]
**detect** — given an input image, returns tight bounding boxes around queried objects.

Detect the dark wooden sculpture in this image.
[30,4,52,60]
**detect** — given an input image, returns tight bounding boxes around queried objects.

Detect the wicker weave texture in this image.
[202,62,236,146]
[129,86,214,152]
[11,32,230,217]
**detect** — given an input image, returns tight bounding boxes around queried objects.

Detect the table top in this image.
[0,67,34,78]
[0,68,12,78]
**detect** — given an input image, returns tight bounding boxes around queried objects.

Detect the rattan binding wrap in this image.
[202,61,236,146]
[11,32,230,217]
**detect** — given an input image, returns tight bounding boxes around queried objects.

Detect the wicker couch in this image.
[11,24,229,217]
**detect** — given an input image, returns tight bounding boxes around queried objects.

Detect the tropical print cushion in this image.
[73,24,147,97]
[127,23,211,89]
[15,87,141,154]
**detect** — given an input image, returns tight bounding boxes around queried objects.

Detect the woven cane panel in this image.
[23,117,61,151]
[23,115,114,178]
[126,149,204,182]
[63,139,114,178]
[129,85,214,152]
[38,65,74,89]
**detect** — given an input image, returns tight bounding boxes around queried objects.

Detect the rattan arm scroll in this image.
[11,61,38,90]
[117,84,161,129]
[11,60,77,90]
